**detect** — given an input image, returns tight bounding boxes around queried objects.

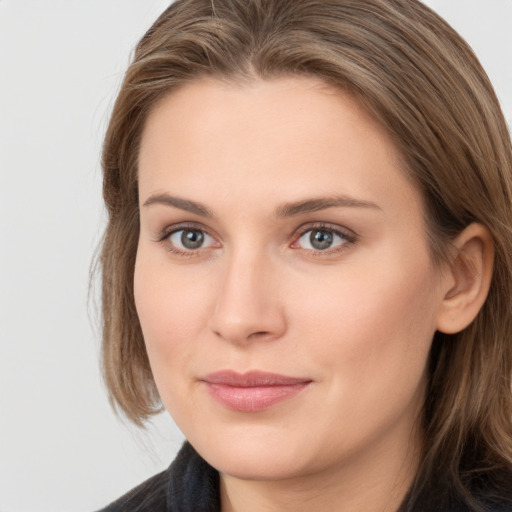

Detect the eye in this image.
[167,228,216,252]
[294,227,353,252]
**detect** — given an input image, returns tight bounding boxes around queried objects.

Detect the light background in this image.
[0,1,511,511]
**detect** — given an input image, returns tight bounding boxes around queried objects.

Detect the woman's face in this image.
[135,77,447,483]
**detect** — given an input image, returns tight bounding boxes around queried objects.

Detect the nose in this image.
[208,250,287,345]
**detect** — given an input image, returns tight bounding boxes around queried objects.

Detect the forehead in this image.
[138,76,423,221]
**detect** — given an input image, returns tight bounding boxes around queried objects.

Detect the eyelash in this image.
[156,222,358,257]
[156,222,218,257]
[292,222,357,255]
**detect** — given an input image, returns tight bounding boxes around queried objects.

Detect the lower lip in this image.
[204,382,310,412]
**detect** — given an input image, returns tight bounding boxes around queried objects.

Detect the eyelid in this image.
[155,222,221,255]
[290,222,358,252]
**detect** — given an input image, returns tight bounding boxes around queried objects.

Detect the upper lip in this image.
[201,370,312,387]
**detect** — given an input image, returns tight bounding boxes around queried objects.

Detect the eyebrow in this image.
[142,193,380,218]
[143,193,213,217]
[275,195,381,217]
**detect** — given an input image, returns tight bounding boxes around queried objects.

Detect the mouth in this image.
[200,370,312,412]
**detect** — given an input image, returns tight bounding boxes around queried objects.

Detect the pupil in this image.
[310,230,333,250]
[181,229,204,249]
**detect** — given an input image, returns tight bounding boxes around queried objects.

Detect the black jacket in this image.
[97,442,219,512]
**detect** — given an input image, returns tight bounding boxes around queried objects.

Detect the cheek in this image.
[133,250,208,373]
[133,255,212,432]
[293,253,439,394]
[284,262,438,459]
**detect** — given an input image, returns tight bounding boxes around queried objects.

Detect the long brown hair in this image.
[99,1,512,509]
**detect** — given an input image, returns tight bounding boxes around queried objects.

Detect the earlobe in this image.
[436,223,494,334]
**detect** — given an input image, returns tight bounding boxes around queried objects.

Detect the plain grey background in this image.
[0,1,511,511]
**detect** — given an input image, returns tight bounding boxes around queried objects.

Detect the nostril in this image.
[248,331,271,339]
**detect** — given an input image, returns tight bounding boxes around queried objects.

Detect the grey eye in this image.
[310,230,333,250]
[169,229,213,250]
[297,229,346,251]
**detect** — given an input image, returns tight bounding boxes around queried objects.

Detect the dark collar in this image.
[167,441,220,512]
[98,442,220,512]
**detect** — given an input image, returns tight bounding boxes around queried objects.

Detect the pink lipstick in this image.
[201,370,311,412]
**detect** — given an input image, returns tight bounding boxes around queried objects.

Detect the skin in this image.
[134,77,471,511]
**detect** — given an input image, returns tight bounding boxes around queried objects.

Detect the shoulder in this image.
[95,442,219,512]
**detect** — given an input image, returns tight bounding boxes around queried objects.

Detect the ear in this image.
[436,223,494,334]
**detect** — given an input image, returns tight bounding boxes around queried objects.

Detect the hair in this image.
[99,0,512,509]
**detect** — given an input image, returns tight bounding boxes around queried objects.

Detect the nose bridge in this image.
[209,245,285,344]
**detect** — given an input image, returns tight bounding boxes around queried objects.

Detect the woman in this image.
[97,0,512,510]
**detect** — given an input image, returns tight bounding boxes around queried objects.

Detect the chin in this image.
[187,426,315,481]
[207,450,310,482]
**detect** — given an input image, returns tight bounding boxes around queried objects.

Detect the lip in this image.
[201,370,312,412]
